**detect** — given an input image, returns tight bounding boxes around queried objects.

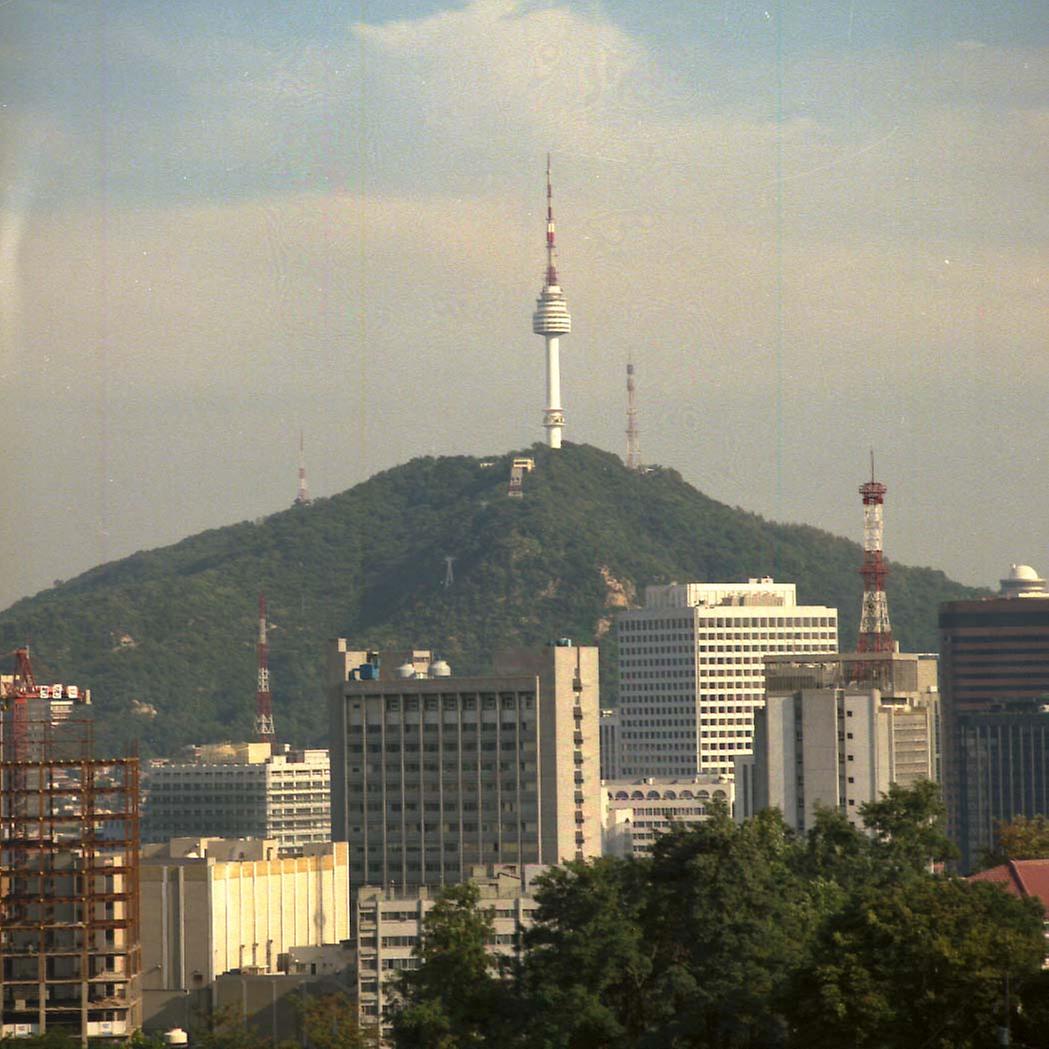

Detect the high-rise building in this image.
[939,564,1049,868]
[327,642,601,890]
[599,708,620,780]
[143,743,330,857]
[737,652,938,832]
[616,579,838,779]
[140,837,349,1031]
[1,664,141,1044]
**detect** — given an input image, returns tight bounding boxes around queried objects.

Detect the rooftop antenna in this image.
[532,154,571,448]
[857,451,893,655]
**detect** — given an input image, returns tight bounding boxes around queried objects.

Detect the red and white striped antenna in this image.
[254,593,275,741]
[857,452,893,653]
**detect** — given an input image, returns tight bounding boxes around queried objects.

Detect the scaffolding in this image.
[1,707,141,1044]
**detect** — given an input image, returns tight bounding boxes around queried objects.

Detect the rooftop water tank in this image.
[429,659,452,678]
[395,662,416,679]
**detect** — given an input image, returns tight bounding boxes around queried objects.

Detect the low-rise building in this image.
[602,777,732,857]
[143,743,330,856]
[140,837,349,1032]
[351,864,547,1034]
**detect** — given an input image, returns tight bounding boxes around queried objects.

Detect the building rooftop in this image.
[969,859,1049,914]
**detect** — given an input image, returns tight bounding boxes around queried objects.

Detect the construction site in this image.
[0,649,141,1043]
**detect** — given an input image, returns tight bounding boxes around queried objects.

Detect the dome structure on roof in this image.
[999,564,1049,598]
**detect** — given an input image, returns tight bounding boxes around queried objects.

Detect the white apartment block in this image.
[140,838,349,1029]
[736,652,938,831]
[602,776,733,858]
[144,743,331,856]
[328,642,601,890]
[617,579,838,779]
[351,864,547,1033]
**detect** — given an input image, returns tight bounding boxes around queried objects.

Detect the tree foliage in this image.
[391,785,1046,1049]
[983,813,1049,867]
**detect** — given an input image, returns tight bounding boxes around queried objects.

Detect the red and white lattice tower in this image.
[625,361,641,471]
[254,593,275,741]
[294,430,311,507]
[532,154,571,449]
[856,456,893,653]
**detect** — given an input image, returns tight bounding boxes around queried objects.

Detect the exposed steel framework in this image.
[625,361,641,471]
[857,455,893,654]
[254,593,275,741]
[1,687,140,1045]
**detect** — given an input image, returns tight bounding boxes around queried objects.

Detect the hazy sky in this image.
[2,1,1048,610]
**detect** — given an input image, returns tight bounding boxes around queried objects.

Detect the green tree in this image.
[519,856,655,1049]
[298,992,373,1049]
[786,875,1046,1049]
[982,814,1049,867]
[859,779,956,874]
[389,882,510,1049]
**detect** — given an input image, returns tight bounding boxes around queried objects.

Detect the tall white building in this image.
[144,743,331,856]
[736,652,939,831]
[616,579,838,778]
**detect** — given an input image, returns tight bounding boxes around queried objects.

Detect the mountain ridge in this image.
[0,443,983,756]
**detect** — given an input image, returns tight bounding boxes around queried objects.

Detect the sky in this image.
[2,0,1048,610]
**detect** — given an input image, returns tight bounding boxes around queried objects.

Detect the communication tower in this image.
[531,155,572,448]
[856,455,893,653]
[254,594,275,741]
[625,361,641,471]
[294,430,311,507]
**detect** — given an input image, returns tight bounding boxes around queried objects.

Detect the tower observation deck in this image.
[532,155,571,448]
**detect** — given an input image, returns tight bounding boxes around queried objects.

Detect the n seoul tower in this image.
[532,155,571,448]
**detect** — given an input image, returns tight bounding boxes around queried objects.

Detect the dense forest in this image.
[0,444,982,756]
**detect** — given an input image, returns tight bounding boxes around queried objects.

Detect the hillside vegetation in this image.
[0,444,981,756]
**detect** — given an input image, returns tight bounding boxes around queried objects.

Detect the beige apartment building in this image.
[144,743,331,856]
[139,837,349,1030]
[328,642,601,889]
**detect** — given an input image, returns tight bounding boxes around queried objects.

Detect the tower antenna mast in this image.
[625,359,641,470]
[532,154,572,448]
[254,593,276,742]
[856,452,893,655]
[294,430,311,506]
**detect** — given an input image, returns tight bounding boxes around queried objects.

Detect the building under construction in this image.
[1,651,141,1043]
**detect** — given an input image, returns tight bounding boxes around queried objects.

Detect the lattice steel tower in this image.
[625,360,641,470]
[857,455,893,653]
[532,155,571,448]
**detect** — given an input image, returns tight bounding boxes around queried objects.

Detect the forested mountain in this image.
[0,444,982,756]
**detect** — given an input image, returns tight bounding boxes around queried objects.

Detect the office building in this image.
[328,642,601,890]
[617,579,838,779]
[140,837,349,1031]
[954,699,1049,873]
[939,565,1049,867]
[1,663,141,1043]
[737,652,938,832]
[144,743,330,856]
[602,776,732,858]
[352,864,545,1033]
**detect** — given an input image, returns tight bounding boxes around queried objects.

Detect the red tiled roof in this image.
[970,859,1049,913]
